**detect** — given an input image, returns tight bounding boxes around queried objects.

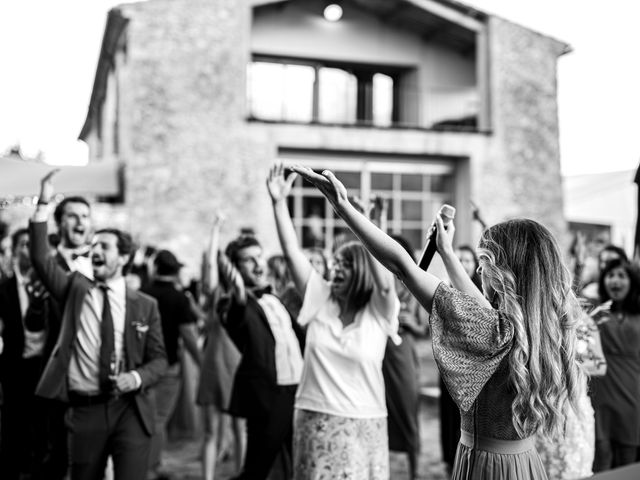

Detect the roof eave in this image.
[79,9,129,141]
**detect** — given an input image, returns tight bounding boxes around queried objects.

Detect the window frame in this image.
[281,155,455,251]
[249,55,407,126]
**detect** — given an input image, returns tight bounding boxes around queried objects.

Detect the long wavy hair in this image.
[477,219,582,438]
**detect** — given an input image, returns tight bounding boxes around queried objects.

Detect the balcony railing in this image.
[247,84,480,131]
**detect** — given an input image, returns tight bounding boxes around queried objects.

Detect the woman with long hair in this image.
[591,258,640,471]
[267,163,400,479]
[292,165,582,480]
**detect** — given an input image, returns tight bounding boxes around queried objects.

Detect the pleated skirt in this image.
[452,431,548,480]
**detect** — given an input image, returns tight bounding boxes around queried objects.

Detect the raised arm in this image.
[436,217,490,307]
[218,250,247,305]
[202,212,224,295]
[291,166,441,312]
[29,170,71,301]
[267,162,311,296]
[351,196,397,318]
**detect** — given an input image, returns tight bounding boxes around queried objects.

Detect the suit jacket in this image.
[223,293,304,418]
[0,276,27,384]
[0,276,57,391]
[29,221,168,435]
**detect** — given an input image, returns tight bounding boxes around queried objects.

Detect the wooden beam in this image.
[403,0,484,32]
[249,0,289,7]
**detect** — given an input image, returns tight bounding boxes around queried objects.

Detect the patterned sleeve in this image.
[431,283,514,412]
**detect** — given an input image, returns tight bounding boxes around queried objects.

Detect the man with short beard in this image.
[29,171,167,480]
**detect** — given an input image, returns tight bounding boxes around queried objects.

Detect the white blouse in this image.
[295,270,400,418]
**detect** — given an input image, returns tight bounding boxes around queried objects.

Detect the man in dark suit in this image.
[0,227,59,479]
[34,194,94,480]
[30,171,168,480]
[221,234,305,480]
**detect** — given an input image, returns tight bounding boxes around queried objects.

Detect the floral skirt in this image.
[293,409,389,480]
[535,390,594,479]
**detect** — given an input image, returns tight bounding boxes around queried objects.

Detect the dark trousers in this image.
[235,385,296,480]
[68,394,151,480]
[593,439,638,472]
[0,356,51,480]
[46,399,70,480]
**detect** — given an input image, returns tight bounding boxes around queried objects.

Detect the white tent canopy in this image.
[0,155,120,199]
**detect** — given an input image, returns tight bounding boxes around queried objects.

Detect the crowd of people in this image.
[0,165,639,480]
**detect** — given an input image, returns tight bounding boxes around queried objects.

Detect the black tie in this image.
[98,284,115,393]
[71,250,90,260]
[252,285,272,299]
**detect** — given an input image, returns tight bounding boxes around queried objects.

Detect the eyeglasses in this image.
[330,258,353,270]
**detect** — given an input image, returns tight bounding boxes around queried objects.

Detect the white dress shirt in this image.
[68,276,128,393]
[294,270,400,418]
[58,246,93,280]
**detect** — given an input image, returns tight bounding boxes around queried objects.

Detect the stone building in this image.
[79,0,570,272]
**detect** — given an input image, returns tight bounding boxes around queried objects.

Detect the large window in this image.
[283,157,454,252]
[248,58,398,126]
[247,62,316,122]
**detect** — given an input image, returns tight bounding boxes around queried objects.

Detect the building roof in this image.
[80,0,569,141]
[78,8,128,141]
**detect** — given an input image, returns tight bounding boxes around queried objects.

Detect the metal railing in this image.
[247,84,480,130]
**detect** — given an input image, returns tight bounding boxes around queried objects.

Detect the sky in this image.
[0,0,638,176]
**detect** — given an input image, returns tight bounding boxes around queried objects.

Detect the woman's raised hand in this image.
[434,214,456,256]
[267,162,297,202]
[211,210,225,229]
[290,165,349,208]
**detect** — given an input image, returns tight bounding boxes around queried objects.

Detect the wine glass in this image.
[109,352,125,395]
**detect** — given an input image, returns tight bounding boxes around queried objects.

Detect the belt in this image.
[68,391,132,406]
[460,430,535,455]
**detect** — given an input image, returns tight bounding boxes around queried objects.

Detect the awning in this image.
[0,155,121,198]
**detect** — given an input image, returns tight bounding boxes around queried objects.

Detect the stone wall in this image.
[116,0,277,274]
[479,16,568,242]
